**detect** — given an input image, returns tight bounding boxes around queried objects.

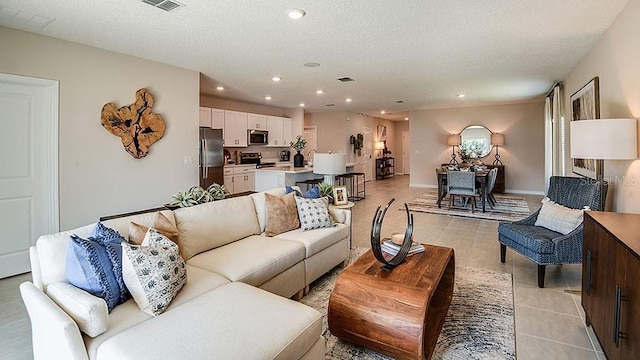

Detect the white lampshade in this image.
[313,153,346,185]
[447,134,461,146]
[375,141,385,150]
[570,119,637,159]
[491,133,505,146]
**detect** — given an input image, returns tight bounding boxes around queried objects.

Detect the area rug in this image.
[300,248,515,360]
[405,191,531,222]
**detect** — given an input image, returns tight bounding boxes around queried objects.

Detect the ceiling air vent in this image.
[337,77,354,82]
[142,0,184,12]
[325,104,336,107]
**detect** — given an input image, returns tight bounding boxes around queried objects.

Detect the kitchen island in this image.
[254,163,357,191]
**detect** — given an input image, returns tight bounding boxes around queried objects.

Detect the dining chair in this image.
[447,171,476,212]
[482,168,498,208]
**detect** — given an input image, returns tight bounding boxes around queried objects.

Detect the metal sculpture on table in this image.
[370,198,414,271]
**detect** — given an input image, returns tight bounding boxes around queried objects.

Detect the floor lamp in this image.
[570,118,637,211]
[447,134,460,165]
[313,153,346,186]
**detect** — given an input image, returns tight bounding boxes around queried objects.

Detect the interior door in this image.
[362,127,372,181]
[402,131,410,175]
[0,73,58,278]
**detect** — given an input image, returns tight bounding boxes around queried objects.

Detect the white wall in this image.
[409,101,545,193]
[0,26,200,229]
[563,0,640,212]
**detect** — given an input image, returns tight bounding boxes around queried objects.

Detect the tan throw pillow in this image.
[129,212,180,250]
[265,192,301,236]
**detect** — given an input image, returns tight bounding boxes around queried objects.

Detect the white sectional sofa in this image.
[20,187,351,360]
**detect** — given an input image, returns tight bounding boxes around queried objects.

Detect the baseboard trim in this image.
[409,183,437,189]
[504,189,545,196]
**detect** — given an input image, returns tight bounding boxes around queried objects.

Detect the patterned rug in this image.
[405,191,531,222]
[300,248,515,360]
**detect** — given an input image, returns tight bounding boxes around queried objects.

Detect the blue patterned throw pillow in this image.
[66,222,129,312]
[303,186,321,199]
[285,186,303,197]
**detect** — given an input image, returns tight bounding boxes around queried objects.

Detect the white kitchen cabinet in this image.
[223,111,248,146]
[247,113,267,130]
[282,117,293,147]
[211,109,224,129]
[224,166,255,194]
[199,107,211,127]
[267,116,284,146]
[200,107,224,129]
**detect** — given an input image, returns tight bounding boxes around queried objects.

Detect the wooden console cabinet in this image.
[582,212,640,360]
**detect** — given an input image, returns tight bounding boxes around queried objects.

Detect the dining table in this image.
[436,169,490,213]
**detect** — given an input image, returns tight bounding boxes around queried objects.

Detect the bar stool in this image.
[295,178,323,191]
[350,172,366,201]
[336,173,355,200]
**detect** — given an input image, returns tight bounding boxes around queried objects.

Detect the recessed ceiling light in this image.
[316,90,324,94]
[288,9,306,19]
[304,62,320,68]
[457,94,465,98]
[299,103,305,107]
[380,110,386,114]
[404,117,409,121]
[345,98,352,103]
[272,76,281,82]
[265,96,272,100]
[216,86,224,91]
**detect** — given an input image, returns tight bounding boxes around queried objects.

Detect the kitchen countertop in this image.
[254,162,358,174]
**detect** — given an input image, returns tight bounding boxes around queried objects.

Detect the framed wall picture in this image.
[570,77,600,179]
[332,186,348,206]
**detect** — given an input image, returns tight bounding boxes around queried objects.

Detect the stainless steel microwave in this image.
[247,129,268,146]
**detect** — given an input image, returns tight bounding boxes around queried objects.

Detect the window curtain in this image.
[544,84,565,190]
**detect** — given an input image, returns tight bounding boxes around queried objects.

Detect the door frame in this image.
[1,72,60,237]
[402,130,410,175]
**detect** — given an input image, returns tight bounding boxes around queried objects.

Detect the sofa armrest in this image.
[46,282,109,337]
[20,282,89,360]
[328,207,351,226]
[30,246,44,290]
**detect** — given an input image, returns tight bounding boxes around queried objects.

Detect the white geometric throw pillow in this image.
[122,228,187,316]
[294,196,335,231]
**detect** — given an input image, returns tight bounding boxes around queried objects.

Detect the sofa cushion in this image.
[294,197,335,231]
[275,223,349,258]
[85,264,229,359]
[128,212,180,249]
[534,197,584,235]
[173,196,260,260]
[94,282,322,360]
[65,223,128,312]
[265,192,300,237]
[187,235,305,287]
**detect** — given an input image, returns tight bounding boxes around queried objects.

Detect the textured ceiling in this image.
[0,0,629,120]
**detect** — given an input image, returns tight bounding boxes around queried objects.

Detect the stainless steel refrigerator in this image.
[199,128,224,189]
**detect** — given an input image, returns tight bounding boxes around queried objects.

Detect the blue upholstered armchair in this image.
[498,176,607,288]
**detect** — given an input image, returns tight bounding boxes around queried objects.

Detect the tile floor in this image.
[0,175,604,359]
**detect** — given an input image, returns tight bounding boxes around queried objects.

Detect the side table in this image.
[330,201,354,248]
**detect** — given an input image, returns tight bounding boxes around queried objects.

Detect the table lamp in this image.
[571,118,637,210]
[490,133,505,165]
[313,153,346,186]
[447,134,460,165]
[375,141,385,158]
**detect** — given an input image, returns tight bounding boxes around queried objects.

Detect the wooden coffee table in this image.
[328,245,455,360]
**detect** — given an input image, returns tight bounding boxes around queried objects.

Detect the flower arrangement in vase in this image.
[290,135,307,167]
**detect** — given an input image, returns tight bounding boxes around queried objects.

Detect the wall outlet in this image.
[184,155,193,165]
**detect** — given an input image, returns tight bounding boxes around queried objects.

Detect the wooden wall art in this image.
[101,88,165,159]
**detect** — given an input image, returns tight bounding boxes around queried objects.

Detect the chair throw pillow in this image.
[129,212,180,250]
[122,228,187,316]
[534,197,584,235]
[65,222,129,312]
[265,192,301,236]
[294,196,335,231]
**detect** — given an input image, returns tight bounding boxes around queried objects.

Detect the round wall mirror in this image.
[460,125,492,159]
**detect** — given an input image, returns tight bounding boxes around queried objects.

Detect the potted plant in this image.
[290,135,307,168]
[166,184,228,208]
